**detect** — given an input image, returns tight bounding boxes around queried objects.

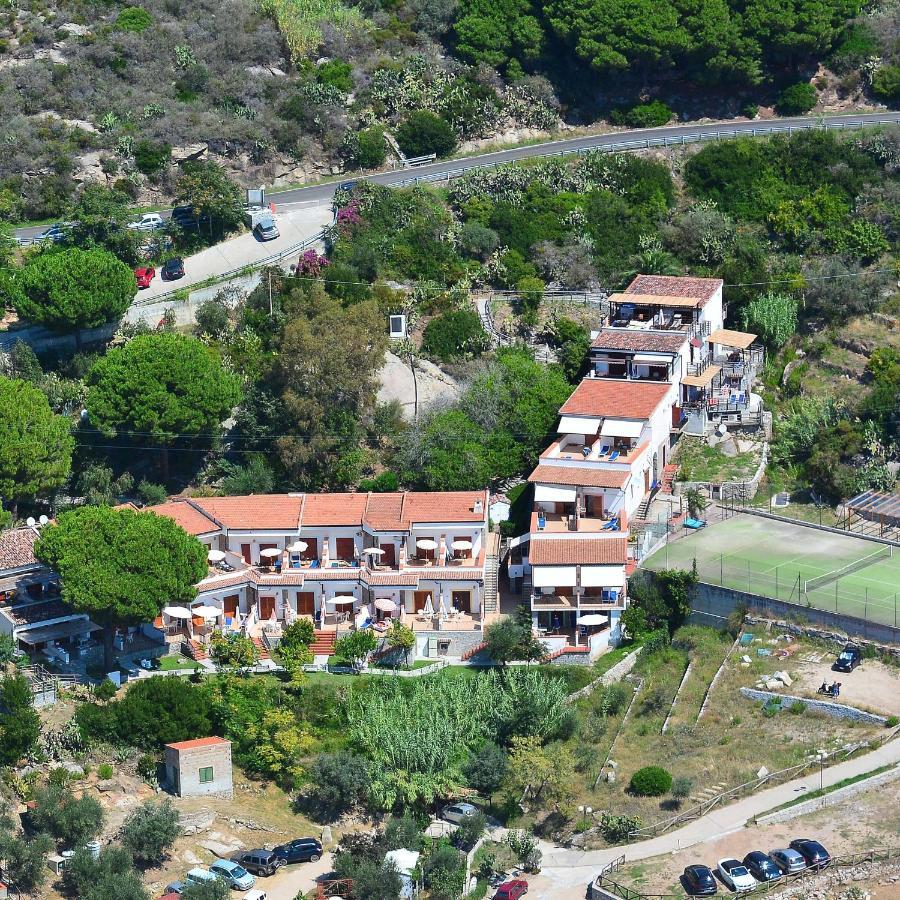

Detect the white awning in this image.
[558,415,602,435]
[630,354,669,365]
[580,565,627,587]
[534,484,577,503]
[533,566,577,587]
[600,419,644,439]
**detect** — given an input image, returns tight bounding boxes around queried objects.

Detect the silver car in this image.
[441,802,478,825]
[769,848,806,875]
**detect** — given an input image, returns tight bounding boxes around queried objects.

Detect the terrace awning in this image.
[681,365,721,387]
[558,415,602,434]
[600,419,644,439]
[17,619,100,645]
[534,485,577,503]
[580,565,626,587]
[533,566,577,587]
[847,490,900,526]
[709,328,757,350]
[630,354,669,366]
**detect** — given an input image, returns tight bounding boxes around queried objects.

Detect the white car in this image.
[128,213,165,231]
[441,802,478,825]
[717,858,757,892]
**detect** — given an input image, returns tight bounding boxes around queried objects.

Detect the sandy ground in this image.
[789,656,900,717]
[377,351,460,419]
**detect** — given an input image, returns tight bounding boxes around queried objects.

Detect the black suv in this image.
[682,865,717,896]
[743,851,782,882]
[789,839,831,870]
[272,838,322,865]
[236,849,284,877]
[833,644,862,672]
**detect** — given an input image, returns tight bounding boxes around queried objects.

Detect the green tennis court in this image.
[644,514,900,627]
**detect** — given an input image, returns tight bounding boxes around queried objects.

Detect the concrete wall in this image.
[739,688,888,725]
[691,582,900,646]
[165,741,233,799]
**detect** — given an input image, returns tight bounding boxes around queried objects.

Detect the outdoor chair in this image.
[607,451,619,462]
[597,444,610,456]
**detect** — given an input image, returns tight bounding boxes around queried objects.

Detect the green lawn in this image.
[157,654,201,671]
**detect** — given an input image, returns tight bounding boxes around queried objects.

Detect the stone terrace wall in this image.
[739,687,888,725]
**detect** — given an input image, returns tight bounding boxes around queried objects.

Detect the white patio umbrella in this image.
[578,613,608,626]
[422,595,434,617]
[438,595,449,620]
[451,539,473,551]
[416,538,438,550]
[191,604,221,619]
[362,547,384,556]
[163,606,192,619]
[259,548,282,559]
[328,595,357,605]
[374,598,398,612]
[287,540,308,552]
[207,550,226,563]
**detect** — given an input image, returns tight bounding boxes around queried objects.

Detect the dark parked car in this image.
[769,848,806,875]
[236,849,284,877]
[834,644,862,672]
[161,258,185,280]
[271,838,322,865]
[493,879,527,900]
[789,839,831,870]
[683,865,717,896]
[742,851,782,882]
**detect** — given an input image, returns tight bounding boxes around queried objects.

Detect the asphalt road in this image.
[14,111,900,242]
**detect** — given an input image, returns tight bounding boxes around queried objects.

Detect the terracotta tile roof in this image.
[560,380,671,419]
[192,496,303,530]
[401,491,487,525]
[302,493,369,526]
[197,571,256,592]
[0,528,38,571]
[414,569,486,580]
[146,501,218,536]
[529,537,628,565]
[625,274,722,308]
[363,493,406,530]
[591,330,687,353]
[528,464,629,490]
[165,736,230,751]
[364,571,421,586]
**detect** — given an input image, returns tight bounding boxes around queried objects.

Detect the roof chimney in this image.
[473,499,484,516]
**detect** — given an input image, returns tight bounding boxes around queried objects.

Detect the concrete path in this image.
[539,734,900,888]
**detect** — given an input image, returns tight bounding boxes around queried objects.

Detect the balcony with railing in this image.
[541,437,648,467]
[531,589,625,610]
[530,509,617,534]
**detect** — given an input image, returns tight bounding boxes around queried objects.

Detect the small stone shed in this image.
[164,736,233,799]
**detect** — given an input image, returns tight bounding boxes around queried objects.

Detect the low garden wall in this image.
[739,687,888,725]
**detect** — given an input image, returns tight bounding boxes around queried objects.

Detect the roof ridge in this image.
[182,497,222,531]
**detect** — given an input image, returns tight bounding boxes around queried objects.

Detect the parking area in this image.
[789,652,900,717]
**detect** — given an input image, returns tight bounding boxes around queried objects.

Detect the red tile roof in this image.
[146,501,218,536]
[191,496,303,530]
[625,274,722,308]
[529,538,628,565]
[560,380,671,419]
[591,330,687,353]
[528,464,629,490]
[302,493,368,526]
[363,493,406,531]
[165,736,230,751]
[401,491,487,525]
[0,527,38,571]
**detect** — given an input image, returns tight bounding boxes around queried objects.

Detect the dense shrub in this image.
[871,65,900,102]
[356,126,387,168]
[134,140,171,176]
[115,7,154,32]
[598,812,642,841]
[776,82,818,114]
[396,111,457,158]
[629,766,673,796]
[317,60,353,92]
[421,309,489,361]
[612,101,673,128]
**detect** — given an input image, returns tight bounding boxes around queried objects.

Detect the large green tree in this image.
[5,248,135,335]
[0,674,41,765]
[0,376,74,516]
[64,185,144,264]
[175,161,244,237]
[453,0,544,68]
[86,333,241,479]
[35,505,207,671]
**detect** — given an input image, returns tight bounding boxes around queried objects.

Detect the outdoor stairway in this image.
[310,630,336,657]
[461,642,488,661]
[483,532,501,615]
[662,464,678,494]
[634,495,653,522]
[186,640,208,662]
[251,637,270,661]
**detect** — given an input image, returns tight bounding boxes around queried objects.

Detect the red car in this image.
[494,880,528,900]
[134,266,156,289]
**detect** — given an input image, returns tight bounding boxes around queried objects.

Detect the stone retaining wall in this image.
[744,615,900,660]
[739,687,888,725]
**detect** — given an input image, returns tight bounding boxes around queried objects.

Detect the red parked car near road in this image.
[494,880,528,900]
[134,266,156,289]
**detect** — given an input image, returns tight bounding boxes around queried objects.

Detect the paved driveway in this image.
[245,852,334,900]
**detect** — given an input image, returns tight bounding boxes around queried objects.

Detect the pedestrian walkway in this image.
[540,733,900,887]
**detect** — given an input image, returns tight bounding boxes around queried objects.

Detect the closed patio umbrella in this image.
[578,613,608,626]
[438,595,449,620]
[163,606,191,619]
[207,550,226,563]
[422,595,434,617]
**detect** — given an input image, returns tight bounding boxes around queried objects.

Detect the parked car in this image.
[128,213,165,231]
[833,644,862,672]
[271,838,322,864]
[235,850,283,877]
[161,258,185,280]
[683,865,718,896]
[789,839,831,870]
[253,214,280,241]
[441,802,478,825]
[134,266,156,289]
[209,859,255,890]
[493,879,528,900]
[243,892,268,900]
[717,859,756,892]
[34,223,71,243]
[185,868,219,888]
[742,851,782,883]
[163,882,184,895]
[769,849,806,875]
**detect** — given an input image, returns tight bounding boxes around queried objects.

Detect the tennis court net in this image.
[803,544,894,594]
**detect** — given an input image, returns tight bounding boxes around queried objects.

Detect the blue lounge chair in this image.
[602,519,619,531]
[598,444,610,457]
[607,450,619,462]
[537,514,546,530]
[684,517,707,529]
[309,559,320,568]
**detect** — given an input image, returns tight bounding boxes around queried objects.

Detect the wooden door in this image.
[414,590,431,612]
[335,537,355,561]
[223,594,238,617]
[296,592,316,616]
[240,544,252,564]
[452,591,471,613]
[587,495,604,518]
[259,596,276,619]
[379,543,396,567]
[644,469,650,493]
[301,538,317,561]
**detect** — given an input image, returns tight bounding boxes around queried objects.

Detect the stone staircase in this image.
[461,641,488,661]
[483,532,501,615]
[309,629,337,657]
[633,495,652,523]
[186,639,208,662]
[251,636,270,661]
[662,464,678,494]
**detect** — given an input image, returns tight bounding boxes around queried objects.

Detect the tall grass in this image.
[258,0,363,61]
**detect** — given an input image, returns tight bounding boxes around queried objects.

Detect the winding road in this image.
[13,111,900,244]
